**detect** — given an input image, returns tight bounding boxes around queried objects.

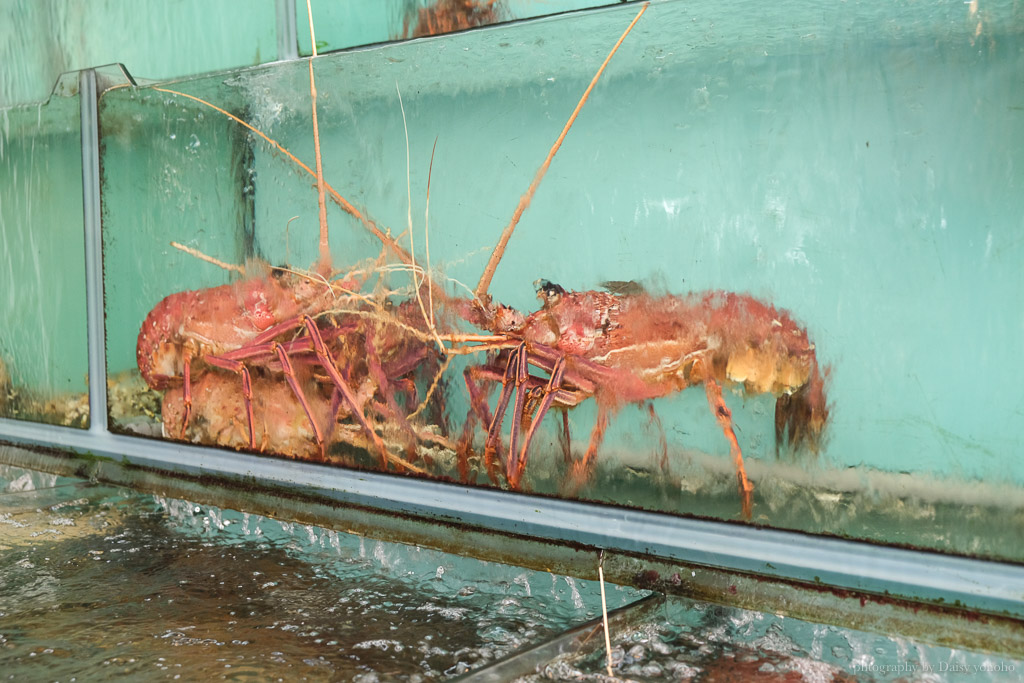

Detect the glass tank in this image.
[100,0,1024,561]
[0,78,90,427]
[300,0,627,52]
[0,0,278,108]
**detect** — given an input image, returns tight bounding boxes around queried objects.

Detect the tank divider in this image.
[79,69,108,435]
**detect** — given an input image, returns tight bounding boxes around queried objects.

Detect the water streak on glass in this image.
[0,0,278,107]
[0,93,89,427]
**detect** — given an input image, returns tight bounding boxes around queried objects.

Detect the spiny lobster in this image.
[463,280,829,518]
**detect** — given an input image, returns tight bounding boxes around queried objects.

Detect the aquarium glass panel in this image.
[0,92,89,427]
[0,0,278,107]
[101,0,1024,561]
[299,0,617,53]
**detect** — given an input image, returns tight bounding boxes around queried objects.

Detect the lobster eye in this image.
[533,279,566,307]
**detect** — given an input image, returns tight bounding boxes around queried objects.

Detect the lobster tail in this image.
[774,360,829,456]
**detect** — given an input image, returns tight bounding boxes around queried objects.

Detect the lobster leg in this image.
[506,345,530,485]
[196,354,260,450]
[566,400,612,493]
[459,365,499,482]
[180,351,193,439]
[508,355,566,489]
[483,347,524,477]
[364,331,420,455]
[473,344,587,488]
[700,372,754,520]
[271,342,326,460]
[301,315,391,468]
[239,365,255,448]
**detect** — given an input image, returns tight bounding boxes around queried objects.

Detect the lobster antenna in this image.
[474,2,648,302]
[170,241,246,276]
[153,86,407,265]
[306,0,331,273]
[425,136,438,330]
[398,84,446,353]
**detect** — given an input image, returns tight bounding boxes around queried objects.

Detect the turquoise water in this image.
[0,0,277,107]
[0,94,89,424]
[92,0,1024,556]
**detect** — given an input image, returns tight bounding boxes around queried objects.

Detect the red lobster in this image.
[136,265,401,465]
[156,301,442,467]
[465,280,829,518]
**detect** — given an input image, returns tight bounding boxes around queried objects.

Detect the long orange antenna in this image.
[474,2,647,301]
[306,0,331,273]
